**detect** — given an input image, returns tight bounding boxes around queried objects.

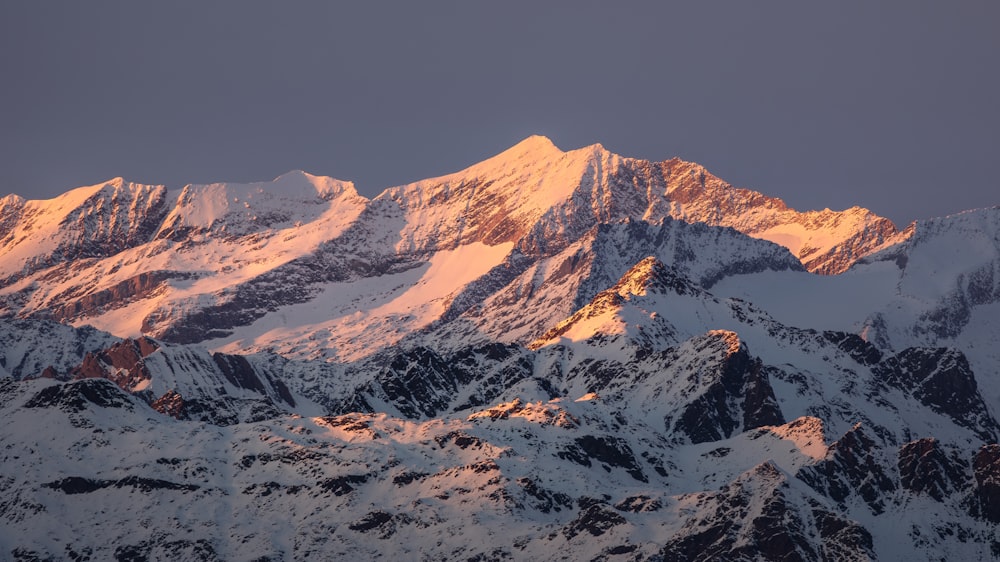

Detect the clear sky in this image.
[1,1,997,226]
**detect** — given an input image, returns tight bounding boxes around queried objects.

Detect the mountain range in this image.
[1,136,998,561]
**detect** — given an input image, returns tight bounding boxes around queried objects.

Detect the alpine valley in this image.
[1,136,998,561]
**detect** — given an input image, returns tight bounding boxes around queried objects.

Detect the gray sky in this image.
[1,1,997,226]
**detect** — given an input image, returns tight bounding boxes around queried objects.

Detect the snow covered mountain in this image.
[1,136,897,362]
[1,137,998,560]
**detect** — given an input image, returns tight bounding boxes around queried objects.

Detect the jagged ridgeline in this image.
[1,137,999,560]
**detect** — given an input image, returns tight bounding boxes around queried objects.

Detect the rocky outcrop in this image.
[561,502,627,540]
[0,319,117,381]
[897,438,969,502]
[30,336,303,425]
[616,156,903,274]
[150,389,284,426]
[47,271,193,324]
[0,179,169,284]
[824,331,883,366]
[659,463,875,561]
[672,332,785,444]
[212,352,295,407]
[797,424,896,514]
[69,336,159,389]
[340,344,533,419]
[876,347,998,442]
[972,444,1000,523]
[556,435,647,482]
[24,378,135,412]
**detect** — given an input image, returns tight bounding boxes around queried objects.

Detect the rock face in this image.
[658,463,876,562]
[69,336,159,385]
[797,424,897,515]
[2,137,1000,560]
[0,178,169,284]
[876,347,998,442]
[972,445,1000,523]
[21,335,306,426]
[897,438,968,502]
[0,319,118,380]
[670,331,785,444]
[616,156,904,275]
[23,378,136,413]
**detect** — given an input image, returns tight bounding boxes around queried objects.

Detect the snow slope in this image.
[1,136,908,362]
[0,137,998,560]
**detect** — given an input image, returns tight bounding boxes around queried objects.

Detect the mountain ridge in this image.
[1,137,999,560]
[0,136,911,362]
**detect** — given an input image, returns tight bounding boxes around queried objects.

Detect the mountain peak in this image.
[272,169,312,182]
[607,256,709,301]
[507,134,560,153]
[527,256,704,350]
[475,135,567,170]
[612,256,671,297]
[269,170,360,200]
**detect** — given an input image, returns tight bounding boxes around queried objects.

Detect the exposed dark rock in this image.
[614,495,662,513]
[564,358,627,393]
[24,379,134,412]
[797,424,895,514]
[392,471,429,486]
[317,474,368,496]
[376,347,475,418]
[449,346,534,411]
[557,435,646,482]
[674,363,743,443]
[0,375,20,403]
[658,463,828,562]
[211,353,266,394]
[344,344,534,419]
[113,538,219,562]
[897,438,969,502]
[151,390,185,419]
[10,547,55,562]
[211,352,295,407]
[515,477,572,514]
[434,431,484,450]
[165,394,243,425]
[112,476,201,493]
[971,444,1000,523]
[151,391,281,426]
[604,544,639,556]
[48,272,192,324]
[813,507,876,560]
[69,337,159,391]
[823,331,883,366]
[876,347,998,442]
[348,510,394,533]
[673,334,784,444]
[42,476,107,495]
[43,476,199,494]
[743,487,817,562]
[562,503,627,540]
[347,510,411,541]
[741,360,786,430]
